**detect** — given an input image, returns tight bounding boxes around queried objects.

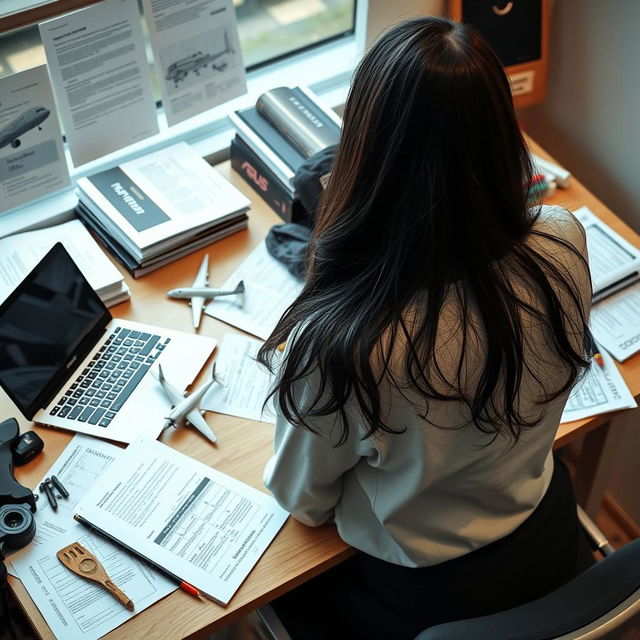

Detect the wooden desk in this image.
[5,144,640,639]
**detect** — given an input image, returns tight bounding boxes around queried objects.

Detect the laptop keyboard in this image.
[50,327,171,428]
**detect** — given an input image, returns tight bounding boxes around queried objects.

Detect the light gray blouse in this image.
[264,206,591,567]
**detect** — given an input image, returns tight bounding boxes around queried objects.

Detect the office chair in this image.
[256,507,640,640]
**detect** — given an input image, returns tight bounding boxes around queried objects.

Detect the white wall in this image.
[520,0,640,522]
[521,0,640,230]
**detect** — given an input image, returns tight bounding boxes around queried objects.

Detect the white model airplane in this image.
[156,363,218,444]
[167,254,244,329]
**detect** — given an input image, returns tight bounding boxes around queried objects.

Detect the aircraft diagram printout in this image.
[39,0,159,166]
[142,0,247,126]
[0,65,70,213]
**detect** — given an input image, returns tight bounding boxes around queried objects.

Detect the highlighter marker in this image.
[588,333,605,370]
[594,351,605,369]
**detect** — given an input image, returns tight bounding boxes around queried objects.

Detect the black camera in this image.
[0,417,36,560]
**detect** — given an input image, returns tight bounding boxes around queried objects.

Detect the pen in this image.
[73,514,203,599]
[588,333,605,369]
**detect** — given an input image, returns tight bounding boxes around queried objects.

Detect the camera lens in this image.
[4,510,25,528]
[0,504,36,550]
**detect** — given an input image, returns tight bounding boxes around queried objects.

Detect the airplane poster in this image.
[142,0,247,126]
[0,65,70,214]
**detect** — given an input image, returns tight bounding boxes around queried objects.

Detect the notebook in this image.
[0,243,216,444]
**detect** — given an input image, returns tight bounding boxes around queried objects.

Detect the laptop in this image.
[0,243,216,444]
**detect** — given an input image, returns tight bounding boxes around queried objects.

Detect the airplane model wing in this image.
[191,254,209,329]
[184,407,217,444]
[156,364,217,443]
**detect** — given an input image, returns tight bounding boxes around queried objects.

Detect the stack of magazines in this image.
[76,142,251,278]
[229,85,341,221]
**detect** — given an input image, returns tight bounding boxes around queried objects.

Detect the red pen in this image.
[179,581,201,597]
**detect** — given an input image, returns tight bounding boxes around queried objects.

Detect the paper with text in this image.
[39,0,159,166]
[11,530,175,640]
[202,333,276,423]
[76,436,288,605]
[205,242,303,340]
[142,0,246,126]
[0,65,70,213]
[5,434,121,577]
[575,206,640,297]
[590,281,640,362]
[0,219,126,304]
[561,347,636,423]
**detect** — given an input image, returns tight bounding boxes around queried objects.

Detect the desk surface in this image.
[6,137,640,640]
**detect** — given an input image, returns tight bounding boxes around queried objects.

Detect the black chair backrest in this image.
[416,538,640,640]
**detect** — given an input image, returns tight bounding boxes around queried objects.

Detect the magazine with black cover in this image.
[76,142,250,262]
[77,202,248,277]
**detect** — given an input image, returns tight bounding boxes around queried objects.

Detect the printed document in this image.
[0,219,127,305]
[76,436,288,605]
[11,529,175,640]
[205,242,303,339]
[0,65,70,213]
[39,0,159,166]
[202,333,276,423]
[560,347,636,423]
[6,434,121,577]
[142,0,246,126]
[590,281,640,362]
[575,206,640,299]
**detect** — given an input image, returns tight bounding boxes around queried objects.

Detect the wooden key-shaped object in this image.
[57,542,134,610]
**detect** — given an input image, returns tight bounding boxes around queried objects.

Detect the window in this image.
[237,0,356,68]
[0,0,432,235]
[0,1,357,81]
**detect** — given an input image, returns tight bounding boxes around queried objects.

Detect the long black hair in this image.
[258,16,591,443]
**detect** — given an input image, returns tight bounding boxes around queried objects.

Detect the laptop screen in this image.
[0,243,111,419]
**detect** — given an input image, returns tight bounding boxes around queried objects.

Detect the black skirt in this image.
[271,457,595,640]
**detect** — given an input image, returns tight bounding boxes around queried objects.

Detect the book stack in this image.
[76,142,251,278]
[0,219,129,308]
[229,85,341,221]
